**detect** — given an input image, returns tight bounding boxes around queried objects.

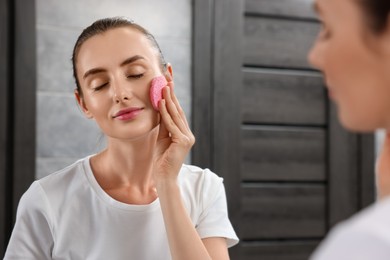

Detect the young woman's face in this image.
[76,27,166,140]
[308,0,390,131]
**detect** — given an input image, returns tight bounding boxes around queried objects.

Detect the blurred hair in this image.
[72,17,167,96]
[358,0,390,33]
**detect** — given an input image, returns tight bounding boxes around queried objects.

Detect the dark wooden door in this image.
[0,0,10,254]
[192,0,375,259]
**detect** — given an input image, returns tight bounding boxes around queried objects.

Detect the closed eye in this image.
[93,82,108,91]
[127,74,144,79]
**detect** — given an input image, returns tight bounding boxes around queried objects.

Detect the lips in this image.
[324,79,335,100]
[113,107,143,120]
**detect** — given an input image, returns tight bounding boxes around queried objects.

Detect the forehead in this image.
[314,0,362,16]
[76,27,158,71]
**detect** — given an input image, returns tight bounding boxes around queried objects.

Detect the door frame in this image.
[192,0,375,254]
[0,0,36,254]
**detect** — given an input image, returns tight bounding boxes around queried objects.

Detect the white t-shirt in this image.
[310,196,390,260]
[4,156,239,260]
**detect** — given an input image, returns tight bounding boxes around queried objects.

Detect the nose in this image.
[112,80,131,103]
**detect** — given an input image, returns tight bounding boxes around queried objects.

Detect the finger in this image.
[167,80,175,91]
[167,84,191,131]
[165,85,195,143]
[159,98,195,152]
[164,87,195,146]
[163,87,188,134]
[157,108,169,141]
[158,99,183,138]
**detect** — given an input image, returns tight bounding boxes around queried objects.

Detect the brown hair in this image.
[358,0,390,33]
[72,17,167,95]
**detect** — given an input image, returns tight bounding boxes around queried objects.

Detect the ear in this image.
[379,15,390,56]
[74,90,93,119]
[165,63,173,82]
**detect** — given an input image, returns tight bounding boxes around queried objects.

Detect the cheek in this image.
[134,79,156,110]
[81,93,113,121]
[325,40,365,85]
[323,39,390,130]
[337,79,390,131]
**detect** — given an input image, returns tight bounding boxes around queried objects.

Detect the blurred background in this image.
[0,0,383,259]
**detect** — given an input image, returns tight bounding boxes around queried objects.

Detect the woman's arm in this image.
[203,237,230,259]
[157,180,229,260]
[154,84,230,260]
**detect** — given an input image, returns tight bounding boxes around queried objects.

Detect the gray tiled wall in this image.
[36,0,192,179]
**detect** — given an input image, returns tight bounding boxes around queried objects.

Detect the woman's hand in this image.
[376,131,390,200]
[153,81,195,183]
[152,81,227,260]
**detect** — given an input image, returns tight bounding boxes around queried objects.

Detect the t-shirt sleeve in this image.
[195,170,239,248]
[4,181,54,260]
[310,223,390,260]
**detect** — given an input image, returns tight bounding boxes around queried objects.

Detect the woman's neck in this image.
[90,127,159,199]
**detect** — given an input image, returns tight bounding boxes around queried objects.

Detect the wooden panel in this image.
[241,241,318,260]
[241,126,326,181]
[360,134,375,208]
[242,68,326,125]
[245,0,316,19]
[213,0,244,258]
[328,102,359,227]
[213,0,243,220]
[192,0,213,168]
[12,0,36,217]
[243,17,319,68]
[0,0,10,254]
[241,184,326,239]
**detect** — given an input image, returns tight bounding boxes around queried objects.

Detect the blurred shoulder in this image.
[310,197,390,260]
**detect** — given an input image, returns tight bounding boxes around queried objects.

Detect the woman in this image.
[4,17,238,259]
[308,0,390,259]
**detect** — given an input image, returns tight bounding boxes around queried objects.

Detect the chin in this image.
[128,124,159,139]
[104,122,159,141]
[339,111,379,133]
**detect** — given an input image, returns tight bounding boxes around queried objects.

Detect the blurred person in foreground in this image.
[308,0,390,259]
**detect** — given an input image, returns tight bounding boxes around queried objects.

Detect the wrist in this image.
[155,179,180,196]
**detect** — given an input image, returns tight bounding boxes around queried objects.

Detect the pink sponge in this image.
[150,76,167,111]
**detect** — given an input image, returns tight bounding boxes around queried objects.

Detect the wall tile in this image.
[37,27,79,92]
[36,157,80,179]
[37,93,104,157]
[36,0,191,40]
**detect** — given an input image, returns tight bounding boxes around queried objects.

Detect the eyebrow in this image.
[120,55,145,67]
[83,68,106,80]
[82,55,146,79]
